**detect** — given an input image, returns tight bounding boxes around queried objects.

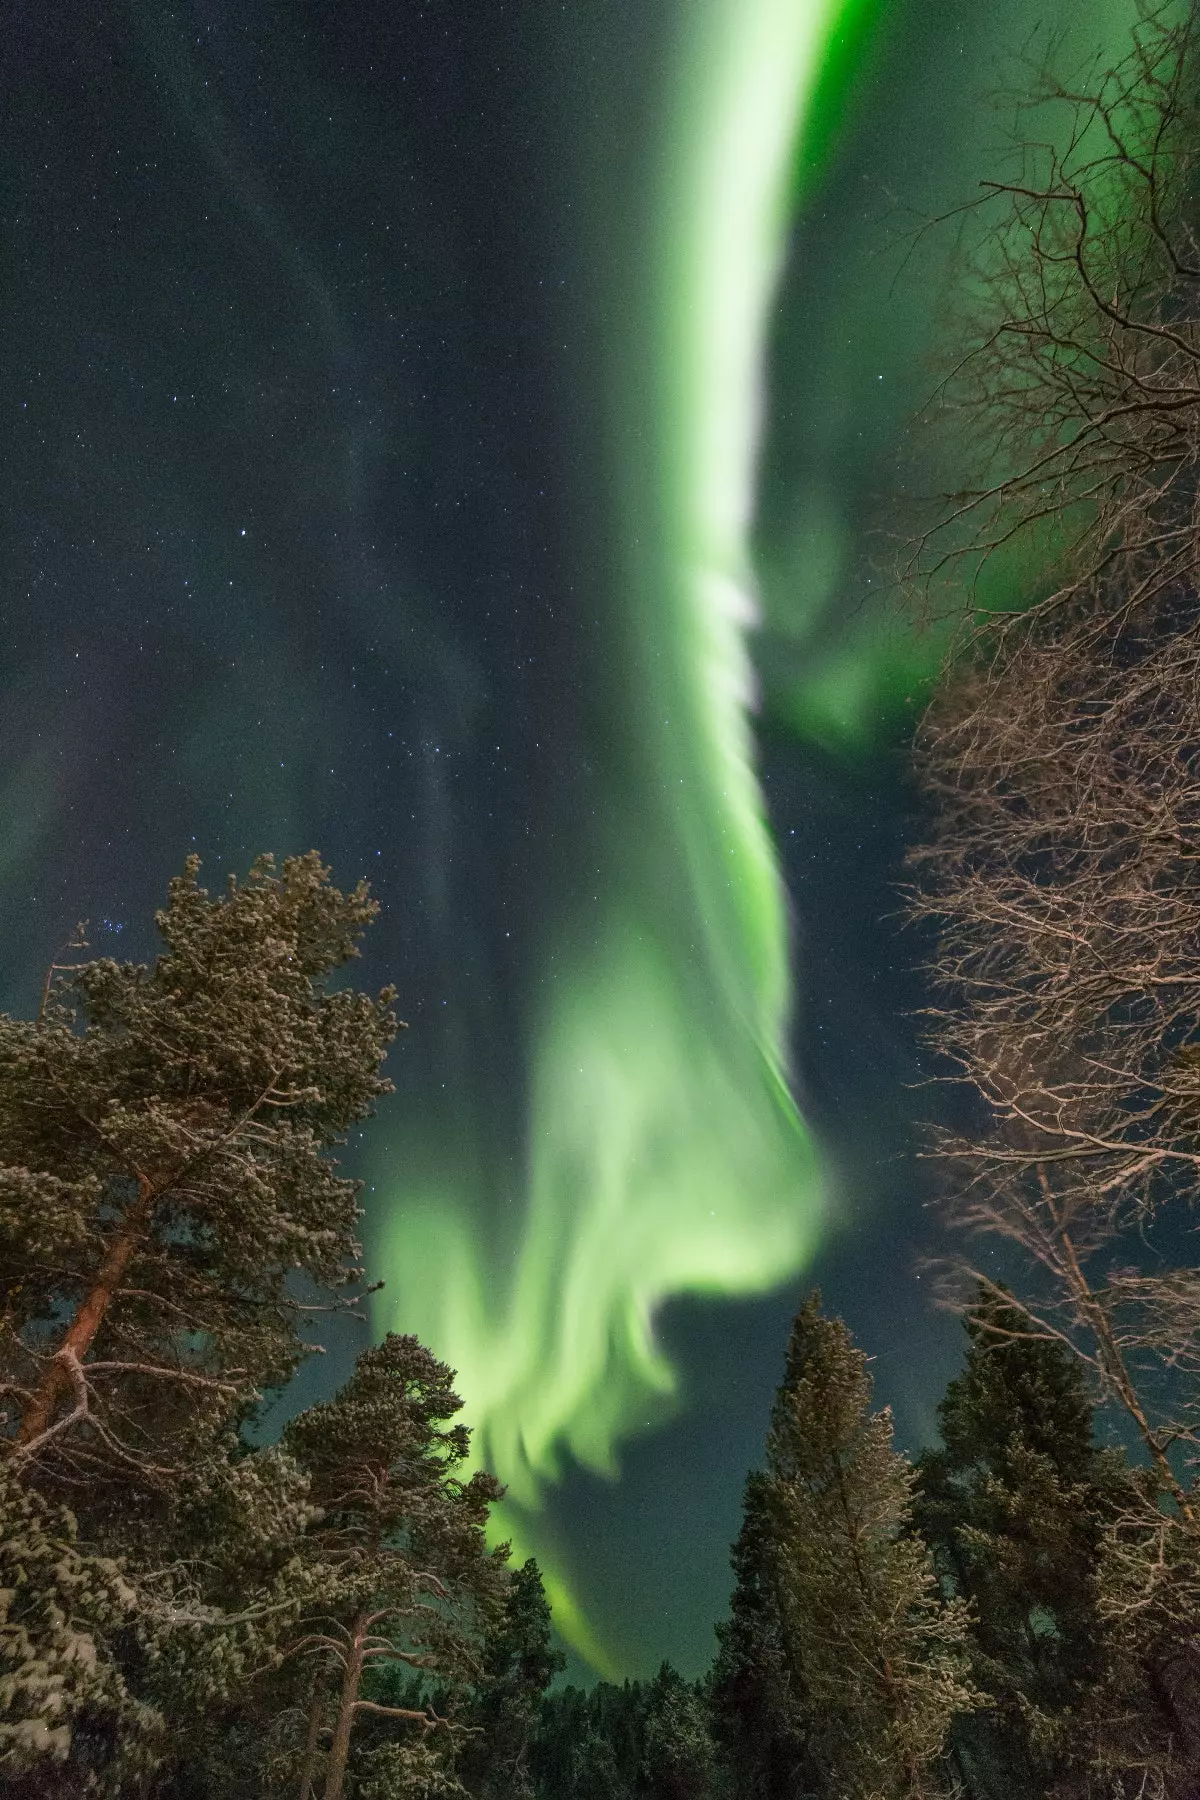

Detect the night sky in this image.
[1,0,1145,1679]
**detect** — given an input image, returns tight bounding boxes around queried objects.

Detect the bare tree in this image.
[906,0,1200,1494]
[912,593,1200,1789]
[913,600,1200,1506]
[907,10,1200,1789]
[906,0,1200,637]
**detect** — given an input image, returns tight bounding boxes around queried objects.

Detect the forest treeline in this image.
[0,866,1191,1800]
[6,3,1200,1796]
[1,852,1189,1800]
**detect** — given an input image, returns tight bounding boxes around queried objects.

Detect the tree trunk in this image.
[321,1612,368,1800]
[298,1673,327,1800]
[16,1176,157,1449]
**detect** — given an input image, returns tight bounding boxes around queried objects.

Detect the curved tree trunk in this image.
[15,1176,156,1450]
[321,1611,368,1800]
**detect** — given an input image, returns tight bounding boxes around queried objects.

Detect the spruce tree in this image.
[764,1291,977,1800]
[914,1289,1128,1798]
[639,1664,719,1800]
[1060,1476,1200,1799]
[533,1671,718,1800]
[533,1683,643,1800]
[710,1471,808,1800]
[461,1558,563,1800]
[568,1727,629,1800]
[0,1466,162,1796]
[530,1685,591,1800]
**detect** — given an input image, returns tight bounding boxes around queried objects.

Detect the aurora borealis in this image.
[1,0,1153,1676]
[374,0,848,1661]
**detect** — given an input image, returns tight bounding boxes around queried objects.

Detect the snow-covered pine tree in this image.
[765,1292,977,1800]
[1,850,396,1490]
[915,1286,1132,1797]
[276,1333,508,1800]
[0,852,397,1794]
[710,1469,809,1800]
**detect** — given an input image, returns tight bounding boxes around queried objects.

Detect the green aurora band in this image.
[376,0,866,1670]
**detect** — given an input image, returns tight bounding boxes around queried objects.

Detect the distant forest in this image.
[5,6,1200,1797]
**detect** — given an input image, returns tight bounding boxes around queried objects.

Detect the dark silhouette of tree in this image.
[532,1673,719,1800]
[709,1471,808,1800]
[915,1288,1132,1797]
[639,1664,719,1800]
[534,1683,640,1800]
[460,1558,563,1800]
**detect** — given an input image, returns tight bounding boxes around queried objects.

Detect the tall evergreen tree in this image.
[533,1669,719,1800]
[639,1664,719,1800]
[461,1558,563,1800]
[533,1681,646,1800]
[0,851,396,1493]
[568,1727,629,1800]
[0,852,398,1794]
[275,1333,508,1800]
[531,1686,596,1800]
[1065,1509,1200,1799]
[765,1292,977,1800]
[710,1471,808,1800]
[915,1288,1129,1798]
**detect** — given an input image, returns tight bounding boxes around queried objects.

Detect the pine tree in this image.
[709,1471,808,1800]
[0,851,396,1492]
[1060,1480,1200,1800]
[533,1682,643,1800]
[530,1685,590,1800]
[914,1288,1129,1798]
[0,852,399,1792]
[135,1440,327,1800]
[639,1664,719,1800]
[461,1558,563,1800]
[569,1727,629,1800]
[765,1292,977,1800]
[274,1333,508,1800]
[532,1670,718,1800]
[0,1466,162,1796]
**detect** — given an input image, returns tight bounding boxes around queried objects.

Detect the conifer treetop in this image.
[0,851,398,1490]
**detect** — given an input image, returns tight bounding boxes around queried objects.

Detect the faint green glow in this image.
[753,0,1164,755]
[377,0,867,1668]
[499,1516,624,1685]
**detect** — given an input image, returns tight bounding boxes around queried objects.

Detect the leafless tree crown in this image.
[907,0,1200,635]
[908,4,1200,1521]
